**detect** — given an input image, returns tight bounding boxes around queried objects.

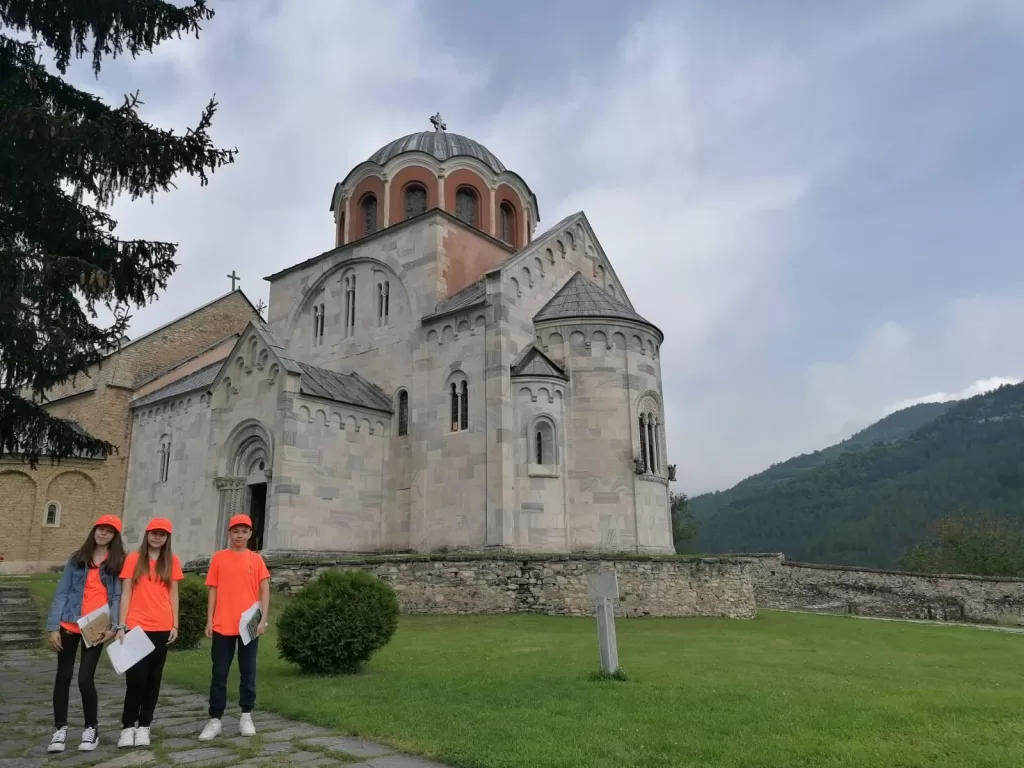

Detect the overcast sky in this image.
[52,0,1024,494]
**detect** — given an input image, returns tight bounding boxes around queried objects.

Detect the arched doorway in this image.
[216,421,272,551]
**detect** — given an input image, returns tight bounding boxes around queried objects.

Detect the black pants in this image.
[208,632,259,719]
[53,628,103,729]
[121,630,171,728]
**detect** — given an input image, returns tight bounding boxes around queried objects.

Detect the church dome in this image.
[367,116,506,174]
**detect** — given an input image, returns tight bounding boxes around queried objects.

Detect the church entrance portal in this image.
[247,481,267,551]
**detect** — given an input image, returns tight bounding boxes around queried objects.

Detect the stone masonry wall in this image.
[751,554,1024,623]
[185,553,760,619]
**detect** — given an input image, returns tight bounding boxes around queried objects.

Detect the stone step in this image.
[0,632,40,650]
[2,610,39,623]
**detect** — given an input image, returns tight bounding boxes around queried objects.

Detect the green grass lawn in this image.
[10,574,1024,767]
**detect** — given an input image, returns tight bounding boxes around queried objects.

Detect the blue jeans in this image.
[208,632,259,719]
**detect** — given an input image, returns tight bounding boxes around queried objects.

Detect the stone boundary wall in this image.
[750,554,1024,623]
[185,552,763,619]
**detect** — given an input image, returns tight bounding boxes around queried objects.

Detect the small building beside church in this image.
[0,291,260,573]
[121,117,674,562]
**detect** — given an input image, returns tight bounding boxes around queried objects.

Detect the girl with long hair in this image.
[45,514,126,753]
[114,517,184,749]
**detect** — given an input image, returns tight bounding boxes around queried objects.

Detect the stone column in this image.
[214,476,245,550]
[382,174,391,226]
[488,187,497,238]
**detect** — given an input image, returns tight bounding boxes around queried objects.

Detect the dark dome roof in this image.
[534,272,661,338]
[368,130,506,174]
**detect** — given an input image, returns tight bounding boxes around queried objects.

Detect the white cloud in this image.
[883,376,1022,416]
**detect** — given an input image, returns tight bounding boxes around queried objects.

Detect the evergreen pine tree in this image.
[0,0,236,466]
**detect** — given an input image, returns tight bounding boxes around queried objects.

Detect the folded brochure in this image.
[77,604,111,648]
[239,602,262,645]
[105,627,155,675]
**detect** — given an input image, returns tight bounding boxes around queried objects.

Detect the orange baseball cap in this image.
[228,514,253,530]
[146,517,173,534]
[94,514,123,533]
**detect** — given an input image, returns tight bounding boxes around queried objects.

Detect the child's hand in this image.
[48,631,62,651]
[169,627,179,644]
[116,628,125,644]
[256,621,268,637]
[205,621,213,638]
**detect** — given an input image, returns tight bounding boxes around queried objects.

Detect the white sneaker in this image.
[78,726,98,751]
[198,718,222,741]
[117,727,135,748]
[239,713,256,737]
[47,726,67,753]
[134,726,151,747]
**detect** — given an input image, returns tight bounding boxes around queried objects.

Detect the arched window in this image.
[404,184,427,219]
[534,420,555,466]
[499,202,515,246]
[377,280,390,325]
[158,435,171,482]
[312,303,325,343]
[448,374,469,432]
[637,410,661,475]
[343,275,356,337]
[43,501,61,526]
[397,390,409,436]
[455,187,477,227]
[361,194,378,236]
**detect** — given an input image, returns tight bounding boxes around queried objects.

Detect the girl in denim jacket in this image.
[45,514,126,754]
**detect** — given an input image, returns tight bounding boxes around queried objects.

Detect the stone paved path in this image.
[0,649,450,768]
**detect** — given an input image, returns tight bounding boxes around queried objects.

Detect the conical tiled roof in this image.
[533,273,660,334]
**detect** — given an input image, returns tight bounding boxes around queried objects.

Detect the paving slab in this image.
[0,648,459,768]
[301,737,396,758]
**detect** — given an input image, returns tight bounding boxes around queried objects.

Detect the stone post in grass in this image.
[586,570,620,676]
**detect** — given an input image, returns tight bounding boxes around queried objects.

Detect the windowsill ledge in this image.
[528,465,559,478]
[637,472,668,485]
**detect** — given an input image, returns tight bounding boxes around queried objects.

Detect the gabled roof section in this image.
[534,272,661,337]
[423,278,488,322]
[296,363,392,413]
[131,361,223,409]
[511,344,568,381]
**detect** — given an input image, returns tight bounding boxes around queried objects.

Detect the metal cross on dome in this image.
[430,112,446,132]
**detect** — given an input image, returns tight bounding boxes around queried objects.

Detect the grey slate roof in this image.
[511,345,568,380]
[533,272,660,334]
[424,278,488,321]
[369,131,506,174]
[297,363,392,413]
[131,361,223,408]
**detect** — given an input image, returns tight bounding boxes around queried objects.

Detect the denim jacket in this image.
[45,556,122,633]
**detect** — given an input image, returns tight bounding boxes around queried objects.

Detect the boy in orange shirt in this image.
[198,515,270,741]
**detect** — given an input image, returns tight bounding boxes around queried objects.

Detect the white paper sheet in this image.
[239,602,262,646]
[77,604,110,648]
[106,627,155,675]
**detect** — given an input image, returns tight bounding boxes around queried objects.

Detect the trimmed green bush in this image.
[174,576,208,650]
[277,569,399,674]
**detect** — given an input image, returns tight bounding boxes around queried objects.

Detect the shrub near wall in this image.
[175,577,208,650]
[208,553,765,619]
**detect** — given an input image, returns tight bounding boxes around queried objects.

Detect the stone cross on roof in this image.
[430,112,446,132]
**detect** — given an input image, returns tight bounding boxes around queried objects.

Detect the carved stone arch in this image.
[635,389,662,417]
[223,419,273,478]
[285,255,413,340]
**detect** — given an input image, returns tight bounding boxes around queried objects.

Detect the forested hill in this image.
[692,383,1024,568]
[691,400,955,517]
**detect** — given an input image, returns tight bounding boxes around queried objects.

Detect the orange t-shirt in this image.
[205,549,270,636]
[61,561,109,634]
[120,552,184,632]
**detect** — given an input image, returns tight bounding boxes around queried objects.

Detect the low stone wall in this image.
[186,552,763,619]
[752,554,1024,623]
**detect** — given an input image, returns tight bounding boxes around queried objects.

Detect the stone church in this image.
[122,116,673,562]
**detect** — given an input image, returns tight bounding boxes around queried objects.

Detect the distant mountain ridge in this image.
[691,384,1024,567]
